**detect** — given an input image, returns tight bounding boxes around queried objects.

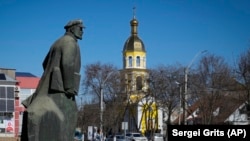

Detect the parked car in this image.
[106,135,114,141]
[114,135,127,141]
[125,132,148,141]
[152,133,163,141]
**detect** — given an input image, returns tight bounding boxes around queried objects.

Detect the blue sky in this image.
[0,0,250,77]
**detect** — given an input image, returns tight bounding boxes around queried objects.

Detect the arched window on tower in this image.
[129,56,133,67]
[136,56,140,67]
[136,76,143,90]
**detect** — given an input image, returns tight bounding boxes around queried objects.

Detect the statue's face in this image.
[71,25,84,40]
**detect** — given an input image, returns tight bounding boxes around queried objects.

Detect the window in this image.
[20,89,33,94]
[136,76,143,90]
[0,86,14,112]
[136,56,140,67]
[0,87,5,98]
[129,56,133,67]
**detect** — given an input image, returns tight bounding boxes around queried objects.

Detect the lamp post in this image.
[175,81,182,125]
[100,71,114,134]
[184,50,207,125]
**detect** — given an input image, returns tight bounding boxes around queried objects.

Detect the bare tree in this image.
[190,53,233,124]
[80,62,125,134]
[235,47,250,120]
[148,64,184,125]
[77,103,100,133]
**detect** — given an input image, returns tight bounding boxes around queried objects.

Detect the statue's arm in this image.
[61,41,77,95]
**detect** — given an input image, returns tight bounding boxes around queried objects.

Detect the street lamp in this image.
[100,71,114,133]
[184,50,207,125]
[175,81,182,125]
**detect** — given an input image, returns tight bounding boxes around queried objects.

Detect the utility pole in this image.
[100,71,114,134]
[184,50,207,124]
[175,81,182,125]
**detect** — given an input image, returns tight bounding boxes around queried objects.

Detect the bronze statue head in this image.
[64,19,85,40]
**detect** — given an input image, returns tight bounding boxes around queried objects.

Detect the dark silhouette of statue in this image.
[21,19,85,141]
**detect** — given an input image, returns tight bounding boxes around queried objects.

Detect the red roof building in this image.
[15,72,40,136]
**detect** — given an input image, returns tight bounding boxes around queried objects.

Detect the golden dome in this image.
[123,18,146,52]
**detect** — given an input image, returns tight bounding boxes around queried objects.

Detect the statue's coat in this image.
[21,32,81,141]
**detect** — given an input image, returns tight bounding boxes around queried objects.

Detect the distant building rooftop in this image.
[0,73,17,82]
[15,72,40,88]
[16,72,37,77]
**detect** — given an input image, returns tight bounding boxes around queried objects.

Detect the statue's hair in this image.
[64,19,84,29]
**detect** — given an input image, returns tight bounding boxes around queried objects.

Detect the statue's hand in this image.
[65,88,76,96]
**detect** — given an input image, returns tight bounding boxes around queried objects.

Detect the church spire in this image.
[130,7,138,36]
[133,6,136,19]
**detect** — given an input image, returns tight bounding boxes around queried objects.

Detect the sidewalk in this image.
[0,137,19,141]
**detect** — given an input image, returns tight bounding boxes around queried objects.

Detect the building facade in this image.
[0,68,39,137]
[0,68,18,137]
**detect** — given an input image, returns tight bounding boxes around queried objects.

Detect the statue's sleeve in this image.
[61,41,77,92]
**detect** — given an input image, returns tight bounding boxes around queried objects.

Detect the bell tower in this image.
[121,7,148,101]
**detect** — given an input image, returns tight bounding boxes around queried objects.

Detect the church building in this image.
[120,9,164,135]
